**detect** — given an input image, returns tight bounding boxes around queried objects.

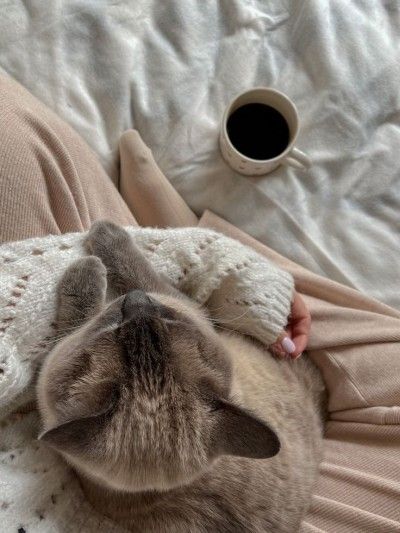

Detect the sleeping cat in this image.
[37,221,325,533]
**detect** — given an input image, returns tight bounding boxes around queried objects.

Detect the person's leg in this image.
[302,422,400,532]
[0,75,136,243]
[119,130,198,227]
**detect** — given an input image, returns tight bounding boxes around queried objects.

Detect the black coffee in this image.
[227,103,290,160]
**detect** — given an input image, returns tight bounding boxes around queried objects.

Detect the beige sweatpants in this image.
[0,74,399,532]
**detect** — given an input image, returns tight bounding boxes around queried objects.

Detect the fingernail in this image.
[282,337,295,354]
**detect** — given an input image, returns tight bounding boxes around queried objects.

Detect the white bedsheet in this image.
[1,0,399,308]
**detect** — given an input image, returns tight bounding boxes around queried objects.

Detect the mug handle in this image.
[283,147,312,170]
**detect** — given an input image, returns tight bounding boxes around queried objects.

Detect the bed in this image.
[1,3,400,531]
[1,0,399,308]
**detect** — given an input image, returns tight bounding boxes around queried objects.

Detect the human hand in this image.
[270,292,311,359]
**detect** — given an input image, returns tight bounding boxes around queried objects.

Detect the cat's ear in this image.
[38,413,105,455]
[210,400,280,459]
[38,381,116,455]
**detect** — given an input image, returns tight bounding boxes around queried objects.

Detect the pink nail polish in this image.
[282,337,295,354]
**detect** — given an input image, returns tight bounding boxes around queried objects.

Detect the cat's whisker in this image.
[208,307,251,326]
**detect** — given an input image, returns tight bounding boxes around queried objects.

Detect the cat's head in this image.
[38,290,280,492]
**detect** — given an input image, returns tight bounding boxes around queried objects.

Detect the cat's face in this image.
[38,291,279,493]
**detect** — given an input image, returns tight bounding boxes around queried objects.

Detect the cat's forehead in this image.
[57,291,219,396]
[149,293,209,329]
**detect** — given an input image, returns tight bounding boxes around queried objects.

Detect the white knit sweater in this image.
[0,227,293,532]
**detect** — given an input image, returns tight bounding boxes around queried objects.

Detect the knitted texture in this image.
[0,226,293,532]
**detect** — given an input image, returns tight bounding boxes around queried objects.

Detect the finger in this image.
[272,347,288,359]
[291,334,308,358]
[291,293,310,326]
[290,294,311,358]
[273,332,296,356]
[290,315,311,358]
[270,339,288,359]
[276,327,293,342]
[275,332,287,344]
[273,291,311,359]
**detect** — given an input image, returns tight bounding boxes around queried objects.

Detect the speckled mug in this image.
[220,87,311,176]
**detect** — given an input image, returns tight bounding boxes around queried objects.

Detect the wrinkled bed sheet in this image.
[1,0,399,308]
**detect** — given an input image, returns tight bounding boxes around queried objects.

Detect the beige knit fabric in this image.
[1,72,399,531]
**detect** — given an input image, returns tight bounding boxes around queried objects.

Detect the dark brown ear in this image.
[38,413,105,455]
[38,385,116,455]
[211,401,280,459]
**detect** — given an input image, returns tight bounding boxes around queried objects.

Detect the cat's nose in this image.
[122,290,153,320]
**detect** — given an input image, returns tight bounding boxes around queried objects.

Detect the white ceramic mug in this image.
[219,87,311,176]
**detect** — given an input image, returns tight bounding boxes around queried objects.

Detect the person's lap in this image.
[0,74,136,244]
[1,73,399,531]
[197,217,400,532]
